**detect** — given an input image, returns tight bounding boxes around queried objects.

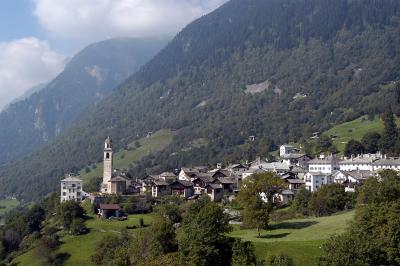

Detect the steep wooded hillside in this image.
[1,0,400,200]
[0,37,167,165]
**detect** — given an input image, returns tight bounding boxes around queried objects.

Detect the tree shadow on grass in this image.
[53,252,71,266]
[269,221,318,230]
[257,232,291,239]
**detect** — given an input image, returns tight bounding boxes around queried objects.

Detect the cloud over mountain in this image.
[0,38,65,109]
[33,0,227,41]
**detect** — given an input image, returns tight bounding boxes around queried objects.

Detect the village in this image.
[60,137,400,218]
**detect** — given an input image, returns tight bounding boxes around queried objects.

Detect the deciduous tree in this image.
[237,173,286,236]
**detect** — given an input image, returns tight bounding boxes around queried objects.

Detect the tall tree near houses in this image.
[237,173,286,237]
[379,106,398,155]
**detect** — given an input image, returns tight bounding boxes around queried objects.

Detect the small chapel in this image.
[100,137,131,195]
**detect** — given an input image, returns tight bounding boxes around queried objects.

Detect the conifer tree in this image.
[379,107,398,155]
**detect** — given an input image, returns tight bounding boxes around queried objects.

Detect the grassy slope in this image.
[79,129,175,184]
[14,209,354,265]
[230,211,355,265]
[324,115,400,152]
[14,213,154,266]
[0,199,20,224]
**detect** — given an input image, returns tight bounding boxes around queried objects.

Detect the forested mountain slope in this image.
[2,0,400,200]
[0,37,167,165]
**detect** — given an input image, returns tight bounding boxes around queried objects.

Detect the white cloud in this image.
[0,38,65,109]
[33,0,227,41]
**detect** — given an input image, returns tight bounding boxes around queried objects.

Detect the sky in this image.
[0,0,227,110]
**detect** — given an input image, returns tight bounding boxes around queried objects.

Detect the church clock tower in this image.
[101,136,113,193]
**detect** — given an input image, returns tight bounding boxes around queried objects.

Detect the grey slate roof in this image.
[206,183,222,189]
[281,153,308,159]
[110,176,128,182]
[308,155,340,164]
[286,179,305,184]
[374,158,400,166]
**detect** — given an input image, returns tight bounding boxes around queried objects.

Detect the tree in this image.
[178,196,231,266]
[379,107,398,155]
[237,173,286,236]
[291,187,312,215]
[26,204,45,234]
[344,139,365,157]
[361,132,381,153]
[0,238,5,260]
[56,201,85,229]
[150,215,178,255]
[70,218,87,235]
[33,234,61,265]
[320,172,400,265]
[269,254,294,266]
[316,135,333,153]
[231,239,257,266]
[309,184,348,216]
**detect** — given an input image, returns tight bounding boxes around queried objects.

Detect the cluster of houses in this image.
[60,139,400,210]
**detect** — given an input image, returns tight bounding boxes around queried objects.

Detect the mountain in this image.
[4,83,48,110]
[0,37,167,165]
[2,0,400,201]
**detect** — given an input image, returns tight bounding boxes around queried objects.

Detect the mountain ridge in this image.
[0,37,167,165]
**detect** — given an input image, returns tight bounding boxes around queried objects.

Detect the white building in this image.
[281,153,311,167]
[339,153,382,171]
[339,153,400,172]
[333,170,373,184]
[280,145,300,157]
[60,175,83,202]
[373,157,400,171]
[304,172,333,192]
[308,155,340,175]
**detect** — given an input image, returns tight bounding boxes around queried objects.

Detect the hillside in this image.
[230,211,355,265]
[79,129,175,189]
[0,37,167,165]
[324,115,400,152]
[13,210,354,266]
[2,0,400,200]
[13,213,154,266]
[0,199,19,225]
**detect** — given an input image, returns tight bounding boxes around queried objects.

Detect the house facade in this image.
[308,155,340,175]
[280,145,300,157]
[169,180,194,198]
[304,172,333,192]
[60,175,83,202]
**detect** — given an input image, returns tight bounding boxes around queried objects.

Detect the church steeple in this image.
[103,136,113,186]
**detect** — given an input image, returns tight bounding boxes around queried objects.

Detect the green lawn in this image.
[13,213,154,266]
[79,129,175,184]
[0,199,20,224]
[229,211,355,265]
[324,115,400,152]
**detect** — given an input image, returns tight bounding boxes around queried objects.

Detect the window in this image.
[77,186,81,189]
[106,153,110,159]
[72,184,76,187]
[62,192,66,196]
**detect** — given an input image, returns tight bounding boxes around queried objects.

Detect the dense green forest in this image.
[1,0,400,201]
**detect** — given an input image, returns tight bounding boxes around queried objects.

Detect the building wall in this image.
[340,163,373,171]
[61,181,83,202]
[308,163,339,175]
[305,173,332,192]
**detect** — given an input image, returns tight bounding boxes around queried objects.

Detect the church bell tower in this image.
[102,136,113,193]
